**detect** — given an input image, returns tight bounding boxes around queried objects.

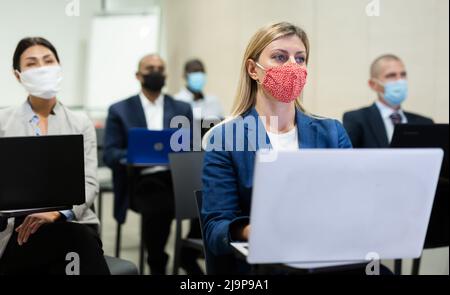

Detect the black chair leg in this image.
[394,259,402,275]
[139,216,145,275]
[98,190,103,235]
[115,223,122,258]
[412,257,421,275]
[173,220,182,275]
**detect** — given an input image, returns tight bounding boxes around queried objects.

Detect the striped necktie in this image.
[389,112,402,125]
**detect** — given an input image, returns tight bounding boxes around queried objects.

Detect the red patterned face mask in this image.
[256,62,307,103]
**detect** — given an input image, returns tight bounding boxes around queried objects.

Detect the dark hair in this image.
[184,59,205,74]
[13,37,60,72]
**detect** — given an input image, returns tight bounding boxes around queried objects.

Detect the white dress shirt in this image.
[139,91,164,131]
[174,87,223,120]
[375,101,408,143]
[138,92,168,174]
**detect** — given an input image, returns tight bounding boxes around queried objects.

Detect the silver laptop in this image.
[247,149,443,266]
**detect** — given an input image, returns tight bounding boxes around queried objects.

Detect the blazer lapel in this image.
[242,108,267,185]
[131,95,147,128]
[245,107,316,150]
[368,103,389,147]
[296,110,315,148]
[404,112,419,124]
[163,95,175,129]
[244,108,271,152]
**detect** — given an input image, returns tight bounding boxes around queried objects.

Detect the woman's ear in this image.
[246,59,259,82]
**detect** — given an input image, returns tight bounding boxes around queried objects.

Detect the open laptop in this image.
[391,124,448,180]
[0,135,85,217]
[391,124,449,248]
[127,128,189,165]
[246,149,443,267]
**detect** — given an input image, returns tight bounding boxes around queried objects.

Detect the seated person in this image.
[103,54,195,274]
[175,58,224,138]
[175,59,226,274]
[201,22,389,274]
[343,54,433,148]
[0,37,109,275]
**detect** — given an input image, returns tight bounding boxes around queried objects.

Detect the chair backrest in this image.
[96,128,106,168]
[104,255,139,275]
[194,190,212,274]
[194,190,238,275]
[169,152,205,220]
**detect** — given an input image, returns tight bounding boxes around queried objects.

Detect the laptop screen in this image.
[391,124,449,180]
[0,135,85,210]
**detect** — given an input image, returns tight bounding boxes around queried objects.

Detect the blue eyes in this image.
[272,54,305,64]
[274,54,288,62]
[296,56,306,63]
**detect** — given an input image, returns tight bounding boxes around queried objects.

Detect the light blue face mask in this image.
[187,72,206,92]
[380,79,408,106]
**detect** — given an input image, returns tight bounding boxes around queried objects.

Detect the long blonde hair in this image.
[231,22,310,117]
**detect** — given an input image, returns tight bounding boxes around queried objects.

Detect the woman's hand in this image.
[15,211,61,245]
[241,224,251,241]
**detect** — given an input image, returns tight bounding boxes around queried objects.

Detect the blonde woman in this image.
[201,22,352,273]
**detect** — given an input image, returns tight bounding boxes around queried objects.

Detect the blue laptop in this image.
[127,128,190,165]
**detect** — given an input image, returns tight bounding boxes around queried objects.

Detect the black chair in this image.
[194,190,237,275]
[124,165,146,275]
[95,129,114,235]
[127,165,176,275]
[411,178,449,275]
[393,178,449,275]
[104,255,138,275]
[96,128,122,259]
[169,152,205,275]
[391,124,449,275]
[90,204,138,275]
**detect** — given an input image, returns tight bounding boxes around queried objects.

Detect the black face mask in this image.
[141,72,165,92]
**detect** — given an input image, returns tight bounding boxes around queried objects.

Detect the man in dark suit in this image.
[103,54,193,274]
[343,54,433,148]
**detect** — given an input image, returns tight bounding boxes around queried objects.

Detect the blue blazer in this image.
[103,94,192,223]
[201,107,352,256]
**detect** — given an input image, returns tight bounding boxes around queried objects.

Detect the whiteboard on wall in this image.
[85,12,160,112]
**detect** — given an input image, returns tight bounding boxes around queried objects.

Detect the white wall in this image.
[0,0,448,275]
[0,0,102,108]
[106,0,161,11]
[0,0,161,109]
[163,0,449,124]
[1,0,448,123]
[162,0,449,274]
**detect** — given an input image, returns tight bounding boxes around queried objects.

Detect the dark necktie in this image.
[390,112,402,125]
